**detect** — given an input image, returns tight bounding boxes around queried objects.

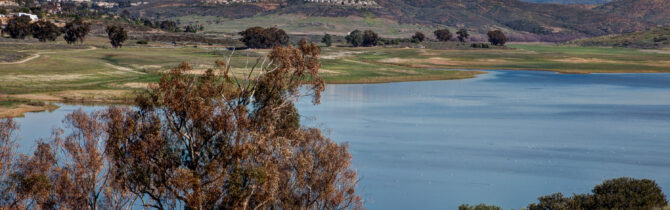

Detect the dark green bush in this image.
[527,177,668,210]
[458,203,504,210]
[470,43,490,48]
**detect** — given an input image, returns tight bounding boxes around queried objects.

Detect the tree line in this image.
[236,26,507,49]
[140,19,204,34]
[332,28,506,47]
[0,40,363,209]
[2,16,128,48]
[461,177,668,210]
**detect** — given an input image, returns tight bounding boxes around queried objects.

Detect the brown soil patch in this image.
[419,52,439,56]
[552,57,620,64]
[644,61,670,68]
[318,69,341,74]
[380,57,509,67]
[55,90,134,102]
[322,51,367,59]
[11,94,62,101]
[1,74,88,82]
[0,104,58,118]
[117,82,153,89]
[638,49,670,55]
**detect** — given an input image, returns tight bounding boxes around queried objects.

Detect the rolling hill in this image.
[594,0,670,25]
[520,0,614,4]
[125,0,659,42]
[572,26,670,48]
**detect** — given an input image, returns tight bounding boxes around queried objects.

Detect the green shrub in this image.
[527,177,668,210]
[470,43,490,48]
[136,40,148,45]
[591,177,667,210]
[26,101,45,106]
[459,203,504,210]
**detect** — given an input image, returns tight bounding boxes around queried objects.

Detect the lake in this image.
[12,70,670,209]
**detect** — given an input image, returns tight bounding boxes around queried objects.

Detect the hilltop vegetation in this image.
[595,0,670,26]
[572,26,670,48]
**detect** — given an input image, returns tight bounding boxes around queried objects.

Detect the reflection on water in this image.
[12,70,670,209]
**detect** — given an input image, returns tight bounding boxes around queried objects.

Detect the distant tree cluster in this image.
[345,30,363,47]
[30,20,61,42]
[434,29,453,42]
[3,16,32,39]
[470,43,490,48]
[238,26,290,49]
[184,24,205,33]
[106,25,128,48]
[346,30,380,47]
[63,17,91,44]
[527,177,668,210]
[321,33,333,47]
[3,16,90,44]
[412,32,426,43]
[159,20,179,32]
[487,30,508,46]
[456,29,469,42]
[139,19,206,33]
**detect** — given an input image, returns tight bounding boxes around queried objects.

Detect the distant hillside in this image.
[572,26,670,48]
[125,0,652,42]
[520,0,613,4]
[372,0,647,38]
[594,0,670,25]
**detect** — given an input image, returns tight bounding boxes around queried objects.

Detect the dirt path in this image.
[0,46,98,65]
[104,63,146,74]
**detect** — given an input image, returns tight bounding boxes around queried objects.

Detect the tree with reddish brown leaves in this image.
[104,40,362,209]
[0,119,18,204]
[0,111,133,209]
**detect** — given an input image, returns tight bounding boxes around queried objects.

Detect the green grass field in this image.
[174,14,447,38]
[334,44,670,74]
[1,36,669,117]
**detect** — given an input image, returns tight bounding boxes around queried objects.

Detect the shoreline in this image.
[4,67,670,118]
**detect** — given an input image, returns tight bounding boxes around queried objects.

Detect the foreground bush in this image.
[528,177,667,210]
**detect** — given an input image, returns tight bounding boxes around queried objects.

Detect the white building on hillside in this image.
[13,13,39,21]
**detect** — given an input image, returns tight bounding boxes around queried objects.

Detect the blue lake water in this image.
[12,70,670,209]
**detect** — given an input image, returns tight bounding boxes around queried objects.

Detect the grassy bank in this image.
[1,38,669,117]
[0,97,59,118]
[344,44,670,74]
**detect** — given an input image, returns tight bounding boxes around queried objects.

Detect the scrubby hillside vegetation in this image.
[121,0,655,42]
[521,0,614,4]
[594,0,670,26]
[572,26,670,48]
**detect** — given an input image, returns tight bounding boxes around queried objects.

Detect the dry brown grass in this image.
[0,103,59,118]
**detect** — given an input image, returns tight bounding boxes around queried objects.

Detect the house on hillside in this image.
[95,1,118,8]
[12,13,39,21]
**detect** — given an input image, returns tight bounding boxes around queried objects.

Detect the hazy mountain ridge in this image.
[519,0,614,4]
